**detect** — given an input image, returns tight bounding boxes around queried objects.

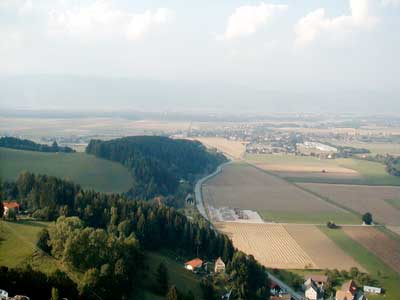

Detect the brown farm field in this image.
[284,225,364,271]
[215,222,316,269]
[193,137,246,160]
[299,183,400,226]
[343,227,400,274]
[202,163,357,224]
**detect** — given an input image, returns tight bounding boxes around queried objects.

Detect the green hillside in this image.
[0,147,134,193]
[0,219,204,300]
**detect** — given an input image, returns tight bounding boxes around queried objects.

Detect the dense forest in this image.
[1,172,269,300]
[0,136,75,153]
[85,136,227,200]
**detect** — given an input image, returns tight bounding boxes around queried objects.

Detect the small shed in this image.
[363,285,381,294]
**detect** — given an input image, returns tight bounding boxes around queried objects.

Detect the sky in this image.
[0,0,399,113]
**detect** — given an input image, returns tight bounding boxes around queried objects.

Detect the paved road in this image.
[268,273,305,300]
[193,162,306,300]
[194,161,232,221]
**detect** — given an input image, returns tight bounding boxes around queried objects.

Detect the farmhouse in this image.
[305,275,328,288]
[304,279,324,300]
[2,201,20,217]
[335,280,367,300]
[214,257,225,273]
[184,258,203,272]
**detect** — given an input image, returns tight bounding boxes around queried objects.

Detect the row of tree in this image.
[0,136,74,153]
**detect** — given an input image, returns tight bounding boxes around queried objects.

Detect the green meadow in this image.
[0,147,134,193]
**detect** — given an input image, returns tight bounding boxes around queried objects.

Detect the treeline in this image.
[2,172,234,259]
[3,172,271,299]
[0,266,78,300]
[0,136,74,153]
[85,136,227,200]
[363,154,400,176]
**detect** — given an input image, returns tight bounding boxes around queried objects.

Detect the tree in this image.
[37,228,51,253]
[5,208,16,221]
[185,290,195,300]
[0,201,3,218]
[166,285,178,300]
[362,212,373,225]
[156,262,169,294]
[51,287,59,300]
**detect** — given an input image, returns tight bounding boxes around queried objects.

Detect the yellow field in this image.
[193,137,246,160]
[215,222,316,269]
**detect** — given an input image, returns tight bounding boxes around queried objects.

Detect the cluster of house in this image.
[2,201,20,217]
[304,275,382,300]
[184,257,226,274]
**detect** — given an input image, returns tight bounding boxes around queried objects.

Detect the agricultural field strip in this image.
[298,183,400,226]
[284,225,365,271]
[343,227,400,274]
[215,222,317,269]
[193,137,246,160]
[203,163,348,214]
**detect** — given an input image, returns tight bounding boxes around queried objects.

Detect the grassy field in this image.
[0,220,58,273]
[261,211,361,224]
[386,199,400,210]
[141,251,203,300]
[324,140,400,156]
[0,147,134,193]
[320,226,400,300]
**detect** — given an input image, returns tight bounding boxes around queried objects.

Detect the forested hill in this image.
[0,136,74,153]
[86,136,227,199]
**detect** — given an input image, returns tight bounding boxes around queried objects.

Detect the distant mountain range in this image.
[0,74,399,114]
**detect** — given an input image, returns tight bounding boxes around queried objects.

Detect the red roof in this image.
[185,258,203,269]
[3,201,20,209]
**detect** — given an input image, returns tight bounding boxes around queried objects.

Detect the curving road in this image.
[194,161,232,222]
[193,161,306,300]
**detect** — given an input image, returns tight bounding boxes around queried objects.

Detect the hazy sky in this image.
[0,0,399,112]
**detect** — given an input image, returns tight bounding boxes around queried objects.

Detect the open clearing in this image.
[299,183,400,226]
[0,147,134,193]
[193,137,246,159]
[142,252,203,300]
[0,220,58,273]
[202,163,359,224]
[343,227,400,274]
[284,225,364,271]
[215,222,316,269]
